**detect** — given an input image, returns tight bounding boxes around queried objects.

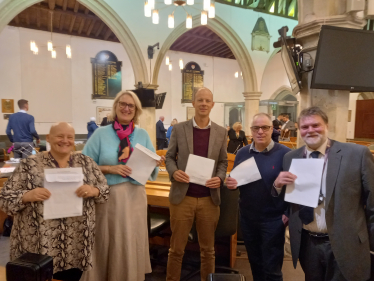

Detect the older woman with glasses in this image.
[80,91,164,281]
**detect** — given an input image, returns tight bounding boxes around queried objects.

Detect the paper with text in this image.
[43,167,83,220]
[185,154,215,186]
[229,157,262,186]
[285,159,324,208]
[126,143,161,185]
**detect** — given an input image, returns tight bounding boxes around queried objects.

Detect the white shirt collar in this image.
[306,138,328,157]
[192,117,211,129]
[19,110,27,113]
[250,140,275,153]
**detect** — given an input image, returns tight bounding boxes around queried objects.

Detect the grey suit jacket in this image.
[165,119,228,206]
[282,120,296,131]
[283,140,374,281]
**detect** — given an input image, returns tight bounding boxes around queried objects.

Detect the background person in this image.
[100,113,112,126]
[274,107,374,281]
[280,114,296,138]
[227,122,248,154]
[273,114,284,131]
[0,122,109,281]
[6,99,40,158]
[87,117,98,140]
[156,116,167,150]
[165,87,228,281]
[166,119,178,144]
[227,113,290,281]
[80,91,164,281]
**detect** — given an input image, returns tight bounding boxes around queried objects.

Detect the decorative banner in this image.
[182,62,204,103]
[91,51,122,99]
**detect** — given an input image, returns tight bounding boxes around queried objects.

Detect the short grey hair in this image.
[298,106,328,125]
[251,113,273,126]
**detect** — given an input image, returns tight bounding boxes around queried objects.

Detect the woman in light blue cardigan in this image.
[80,91,164,281]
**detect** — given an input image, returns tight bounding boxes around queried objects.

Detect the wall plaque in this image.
[96,106,112,125]
[2,99,14,113]
[182,62,204,103]
[91,51,122,99]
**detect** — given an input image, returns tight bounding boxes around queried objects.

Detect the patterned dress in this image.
[0,152,109,274]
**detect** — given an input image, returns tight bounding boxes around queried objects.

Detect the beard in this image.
[303,133,326,149]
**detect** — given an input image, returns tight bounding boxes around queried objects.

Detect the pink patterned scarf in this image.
[112,119,134,164]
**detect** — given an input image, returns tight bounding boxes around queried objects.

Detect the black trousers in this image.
[240,212,285,281]
[53,268,82,281]
[299,229,347,281]
[156,138,165,150]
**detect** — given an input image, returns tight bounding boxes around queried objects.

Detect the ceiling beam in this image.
[74,1,80,13]
[104,27,112,40]
[78,18,85,34]
[215,46,231,56]
[35,4,98,20]
[59,14,64,31]
[25,13,30,26]
[95,22,105,37]
[62,0,68,11]
[48,11,53,32]
[171,37,192,50]
[36,8,41,28]
[84,8,89,15]
[193,40,214,53]
[14,16,20,25]
[69,15,77,33]
[48,0,56,10]
[197,41,224,53]
[201,43,227,54]
[86,20,96,36]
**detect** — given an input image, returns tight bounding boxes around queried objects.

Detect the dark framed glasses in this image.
[118,101,135,110]
[250,126,272,132]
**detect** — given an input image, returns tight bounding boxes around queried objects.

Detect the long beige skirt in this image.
[80,181,151,281]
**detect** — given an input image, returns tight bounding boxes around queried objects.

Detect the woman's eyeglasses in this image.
[118,102,135,110]
[250,126,272,132]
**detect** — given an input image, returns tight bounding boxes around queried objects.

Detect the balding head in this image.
[194,87,213,102]
[47,122,75,155]
[192,87,215,118]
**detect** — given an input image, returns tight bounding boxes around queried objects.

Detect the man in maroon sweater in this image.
[165,87,228,281]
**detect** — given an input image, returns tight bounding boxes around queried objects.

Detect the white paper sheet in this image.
[229,157,262,186]
[126,143,161,185]
[285,159,324,208]
[0,167,15,173]
[43,167,84,220]
[185,154,215,186]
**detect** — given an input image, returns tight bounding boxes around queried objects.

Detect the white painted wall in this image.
[0,26,135,135]
[155,51,244,127]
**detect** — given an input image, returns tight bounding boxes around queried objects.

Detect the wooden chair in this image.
[156,150,167,168]
[227,153,236,173]
[290,137,297,142]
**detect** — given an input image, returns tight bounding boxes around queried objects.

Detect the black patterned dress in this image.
[0,152,110,274]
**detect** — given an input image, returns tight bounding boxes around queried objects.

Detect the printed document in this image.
[43,167,84,220]
[126,143,161,185]
[229,157,262,186]
[185,154,215,186]
[285,159,324,208]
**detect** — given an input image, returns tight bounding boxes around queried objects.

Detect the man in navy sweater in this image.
[227,113,291,281]
[6,99,40,158]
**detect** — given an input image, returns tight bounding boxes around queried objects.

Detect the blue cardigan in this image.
[82,125,159,186]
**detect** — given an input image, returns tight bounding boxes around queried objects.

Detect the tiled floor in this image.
[0,238,304,281]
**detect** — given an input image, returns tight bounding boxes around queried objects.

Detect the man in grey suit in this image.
[165,87,228,281]
[280,114,296,137]
[273,107,374,281]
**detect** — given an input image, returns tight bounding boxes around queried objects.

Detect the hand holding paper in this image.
[185,154,215,186]
[229,157,262,187]
[22,187,51,203]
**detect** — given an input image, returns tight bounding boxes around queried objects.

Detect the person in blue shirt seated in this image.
[6,99,40,158]
[166,118,178,143]
[226,113,291,281]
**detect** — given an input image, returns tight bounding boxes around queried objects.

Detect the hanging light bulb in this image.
[201,11,207,25]
[67,51,72,59]
[66,45,71,55]
[187,0,194,4]
[52,49,56,59]
[152,10,159,24]
[186,14,192,29]
[208,3,215,18]
[164,0,172,4]
[33,46,38,55]
[47,41,53,51]
[179,59,184,70]
[144,2,151,17]
[166,56,170,65]
[148,0,155,10]
[235,72,238,78]
[203,0,211,11]
[30,41,36,52]
[168,13,174,28]
[169,62,172,71]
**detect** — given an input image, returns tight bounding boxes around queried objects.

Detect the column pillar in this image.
[134,83,159,149]
[243,92,262,134]
[294,1,366,146]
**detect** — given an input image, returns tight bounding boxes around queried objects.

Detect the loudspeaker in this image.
[132,88,155,108]
[346,0,365,13]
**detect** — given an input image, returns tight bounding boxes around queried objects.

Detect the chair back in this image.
[227,153,236,173]
[156,150,167,167]
[215,185,239,238]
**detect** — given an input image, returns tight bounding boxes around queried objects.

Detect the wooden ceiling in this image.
[170,26,235,60]
[8,0,120,43]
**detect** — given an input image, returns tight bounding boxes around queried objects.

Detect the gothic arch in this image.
[152,15,258,93]
[0,0,149,84]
